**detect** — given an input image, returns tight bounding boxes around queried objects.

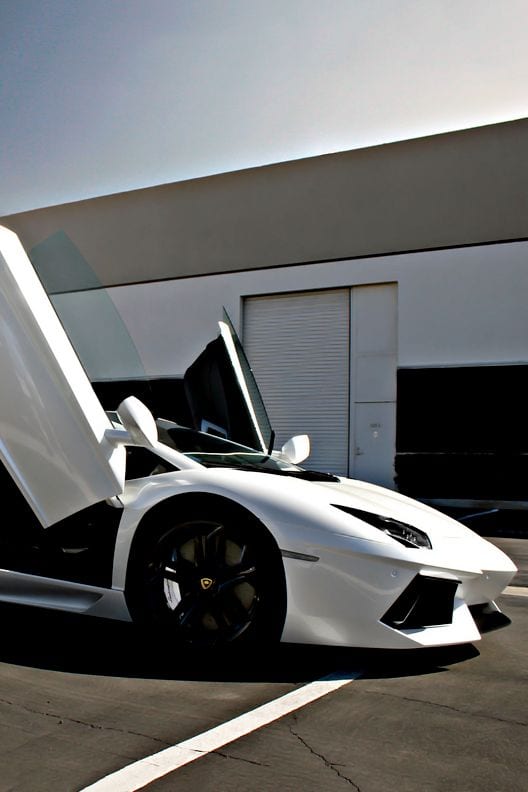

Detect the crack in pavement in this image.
[214,750,269,767]
[289,724,361,789]
[372,691,527,727]
[0,696,170,746]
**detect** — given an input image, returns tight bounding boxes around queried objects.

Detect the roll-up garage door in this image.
[243,289,350,475]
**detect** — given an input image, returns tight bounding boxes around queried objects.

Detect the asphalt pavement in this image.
[0,531,525,792]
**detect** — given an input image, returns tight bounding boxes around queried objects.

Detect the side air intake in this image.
[381,575,459,630]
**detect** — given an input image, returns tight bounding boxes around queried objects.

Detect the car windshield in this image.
[157,421,339,481]
[158,421,298,472]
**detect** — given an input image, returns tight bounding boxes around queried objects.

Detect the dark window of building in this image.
[396,365,528,499]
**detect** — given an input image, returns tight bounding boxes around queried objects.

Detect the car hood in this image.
[315,476,473,539]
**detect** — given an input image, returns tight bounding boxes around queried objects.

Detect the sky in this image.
[1,0,528,216]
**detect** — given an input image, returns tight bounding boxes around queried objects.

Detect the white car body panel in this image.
[0,568,130,620]
[218,321,267,452]
[0,226,125,526]
[107,468,516,649]
[0,225,517,650]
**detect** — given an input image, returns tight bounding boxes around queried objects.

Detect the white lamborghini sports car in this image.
[0,225,517,650]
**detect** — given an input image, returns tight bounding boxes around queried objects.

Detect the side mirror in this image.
[281,434,310,464]
[116,396,158,447]
[105,396,203,471]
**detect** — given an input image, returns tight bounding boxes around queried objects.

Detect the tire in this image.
[127,504,285,650]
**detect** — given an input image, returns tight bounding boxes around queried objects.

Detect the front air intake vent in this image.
[381,575,459,630]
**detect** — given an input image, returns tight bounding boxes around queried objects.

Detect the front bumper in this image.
[280,535,516,649]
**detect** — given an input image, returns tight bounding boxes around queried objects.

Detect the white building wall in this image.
[84,241,528,379]
[52,240,528,486]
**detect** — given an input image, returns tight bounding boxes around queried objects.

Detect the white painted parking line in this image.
[80,670,360,792]
[503,585,528,598]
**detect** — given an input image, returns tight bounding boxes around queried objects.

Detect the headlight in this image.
[333,505,432,549]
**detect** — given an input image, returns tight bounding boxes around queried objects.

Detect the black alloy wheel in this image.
[131,509,284,649]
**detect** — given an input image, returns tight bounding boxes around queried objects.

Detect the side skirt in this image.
[0,569,131,621]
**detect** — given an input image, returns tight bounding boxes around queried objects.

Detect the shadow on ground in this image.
[0,602,479,683]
